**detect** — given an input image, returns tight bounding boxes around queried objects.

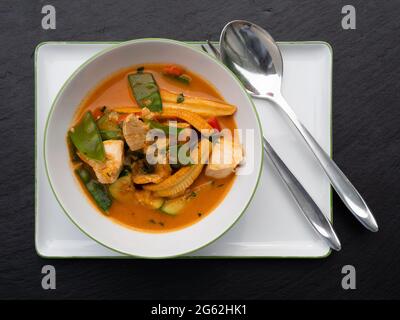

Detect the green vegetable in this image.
[76,167,112,212]
[177,74,191,84]
[164,73,192,85]
[120,166,131,177]
[109,174,135,203]
[76,166,91,183]
[177,93,185,103]
[86,181,112,212]
[160,180,214,215]
[145,197,164,209]
[135,190,164,209]
[99,130,122,140]
[160,196,187,215]
[67,135,80,162]
[128,73,162,112]
[146,120,183,136]
[96,111,122,140]
[69,111,105,161]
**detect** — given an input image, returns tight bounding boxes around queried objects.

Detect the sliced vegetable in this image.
[76,166,91,183]
[91,107,104,120]
[162,102,235,118]
[163,65,184,77]
[120,165,131,177]
[99,130,122,140]
[162,121,190,129]
[145,139,211,197]
[190,180,215,194]
[128,73,162,112]
[135,190,164,209]
[117,113,129,124]
[97,111,119,130]
[69,111,105,161]
[132,163,171,184]
[177,93,185,103]
[67,135,80,162]
[160,196,187,215]
[96,111,123,140]
[175,74,191,84]
[86,181,112,212]
[109,174,136,203]
[146,120,184,136]
[207,117,221,131]
[161,90,236,117]
[113,107,142,114]
[160,181,214,215]
[154,161,205,197]
[76,167,112,212]
[144,166,192,192]
[162,65,191,84]
[159,108,213,132]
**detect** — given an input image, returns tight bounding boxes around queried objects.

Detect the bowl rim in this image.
[43,38,264,258]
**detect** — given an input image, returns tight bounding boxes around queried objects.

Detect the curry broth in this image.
[73,64,237,232]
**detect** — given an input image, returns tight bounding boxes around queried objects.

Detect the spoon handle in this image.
[260,94,378,232]
[263,138,341,251]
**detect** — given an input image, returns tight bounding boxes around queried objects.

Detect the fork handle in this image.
[264,138,341,250]
[258,93,378,232]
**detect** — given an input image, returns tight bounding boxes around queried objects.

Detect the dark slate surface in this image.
[0,0,399,299]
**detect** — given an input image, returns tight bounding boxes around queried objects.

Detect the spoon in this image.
[220,20,378,232]
[202,43,341,251]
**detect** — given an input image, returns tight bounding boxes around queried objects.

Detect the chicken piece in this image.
[77,140,124,184]
[205,137,243,179]
[122,114,149,151]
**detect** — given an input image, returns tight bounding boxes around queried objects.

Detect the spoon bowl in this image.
[220,20,378,232]
[220,20,283,96]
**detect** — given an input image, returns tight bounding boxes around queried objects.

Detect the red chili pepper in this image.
[163,65,184,77]
[117,113,129,124]
[91,108,104,120]
[207,117,221,131]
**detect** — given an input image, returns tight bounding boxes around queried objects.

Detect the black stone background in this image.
[0,0,399,300]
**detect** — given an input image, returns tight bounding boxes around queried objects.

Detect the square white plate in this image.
[35,41,332,258]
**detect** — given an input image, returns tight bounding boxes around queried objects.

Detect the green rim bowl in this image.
[44,38,263,258]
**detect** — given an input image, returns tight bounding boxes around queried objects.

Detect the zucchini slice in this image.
[160,197,187,215]
[135,190,164,209]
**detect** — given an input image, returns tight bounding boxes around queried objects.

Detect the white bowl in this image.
[44,38,263,258]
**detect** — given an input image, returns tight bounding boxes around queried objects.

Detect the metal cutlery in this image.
[202,42,341,251]
[218,20,378,232]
